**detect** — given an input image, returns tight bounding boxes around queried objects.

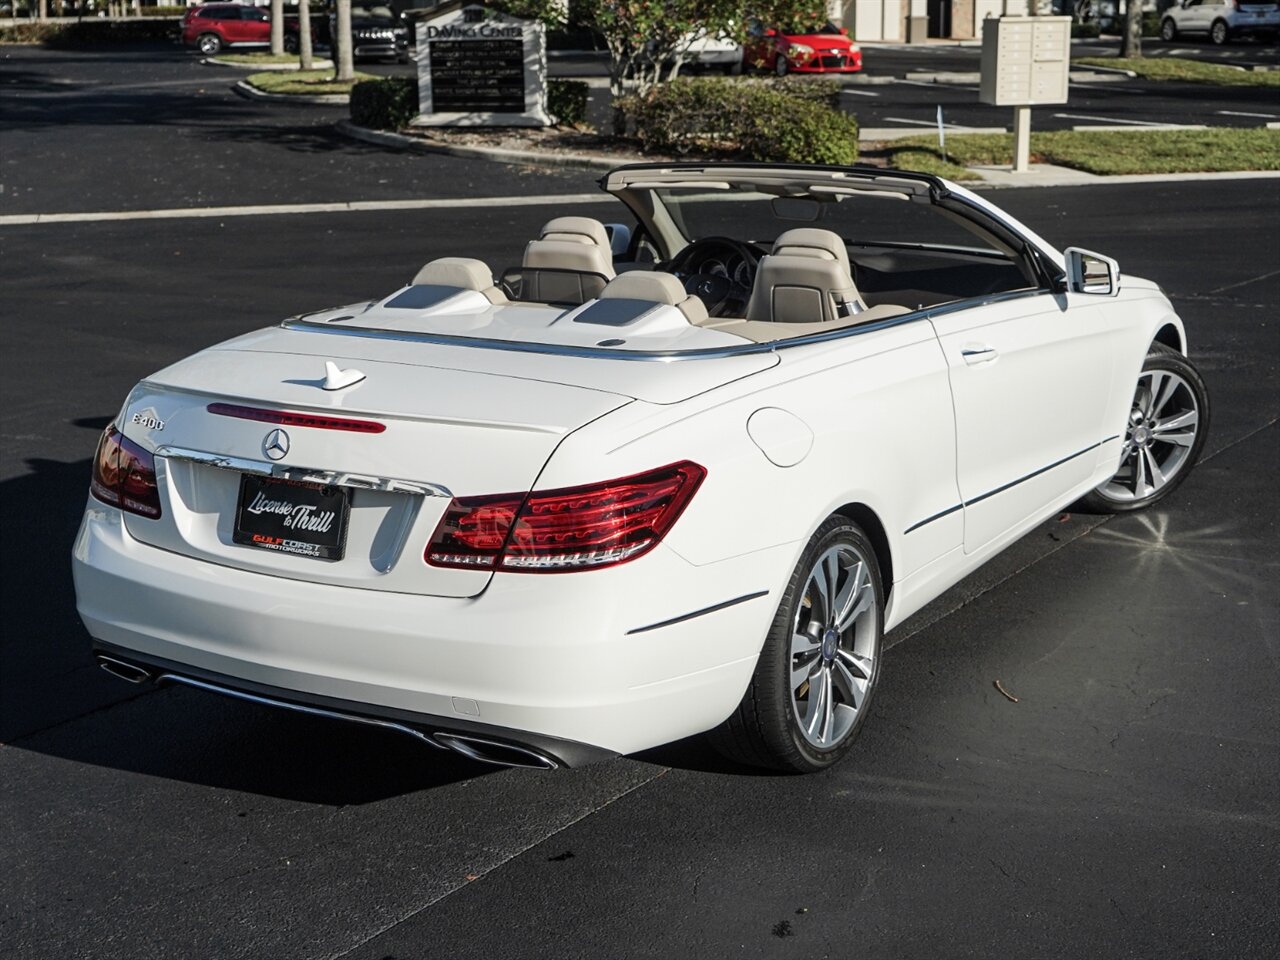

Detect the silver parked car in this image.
[1160,0,1280,44]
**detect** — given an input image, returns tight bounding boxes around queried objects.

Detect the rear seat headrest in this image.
[598,271,708,325]
[772,228,853,278]
[599,271,687,305]
[413,257,494,290]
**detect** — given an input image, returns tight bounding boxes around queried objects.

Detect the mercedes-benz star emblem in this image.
[263,428,290,461]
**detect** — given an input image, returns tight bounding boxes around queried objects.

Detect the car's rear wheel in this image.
[1081,344,1209,513]
[197,32,223,55]
[1210,18,1230,44]
[284,33,299,54]
[1160,17,1177,41]
[709,517,883,773]
[774,54,789,76]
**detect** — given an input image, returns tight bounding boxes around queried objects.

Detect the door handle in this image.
[960,344,998,365]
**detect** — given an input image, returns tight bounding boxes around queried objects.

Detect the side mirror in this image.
[604,223,632,258]
[764,28,777,37]
[1063,247,1120,296]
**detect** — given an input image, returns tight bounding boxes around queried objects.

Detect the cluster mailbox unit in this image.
[978,16,1072,173]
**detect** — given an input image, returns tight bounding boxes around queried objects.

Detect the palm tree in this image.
[271,0,284,56]
[297,0,315,70]
[334,0,355,82]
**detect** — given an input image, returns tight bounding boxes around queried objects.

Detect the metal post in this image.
[1013,104,1031,173]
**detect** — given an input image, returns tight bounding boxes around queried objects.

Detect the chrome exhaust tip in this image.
[434,732,559,770]
[97,655,152,684]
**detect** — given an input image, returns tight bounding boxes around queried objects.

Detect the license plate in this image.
[234,475,350,561]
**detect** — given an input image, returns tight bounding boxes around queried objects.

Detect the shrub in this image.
[350,76,419,129]
[547,78,588,127]
[620,77,858,165]
[142,5,187,16]
[0,22,63,44]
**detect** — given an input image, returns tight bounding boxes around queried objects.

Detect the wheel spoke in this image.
[832,657,865,711]
[824,552,841,618]
[1140,373,1164,418]
[805,669,829,739]
[832,560,865,631]
[791,651,821,691]
[1142,447,1166,491]
[791,630,819,657]
[809,567,830,624]
[819,671,835,742]
[1151,372,1181,418]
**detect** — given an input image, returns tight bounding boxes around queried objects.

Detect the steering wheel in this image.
[664,236,766,318]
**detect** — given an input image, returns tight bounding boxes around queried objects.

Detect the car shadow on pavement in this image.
[0,454,490,805]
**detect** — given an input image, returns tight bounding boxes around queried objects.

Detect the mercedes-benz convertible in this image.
[73,163,1208,773]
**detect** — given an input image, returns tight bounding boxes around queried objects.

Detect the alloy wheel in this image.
[1101,369,1200,502]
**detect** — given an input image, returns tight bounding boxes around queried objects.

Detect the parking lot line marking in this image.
[1217,110,1280,120]
[1053,113,1173,126]
[0,193,608,226]
[841,88,881,97]
[883,116,978,129]
[1209,267,1280,295]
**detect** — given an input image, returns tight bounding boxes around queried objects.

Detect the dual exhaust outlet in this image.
[96,655,559,770]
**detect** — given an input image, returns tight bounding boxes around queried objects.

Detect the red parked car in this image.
[182,3,277,56]
[744,19,863,75]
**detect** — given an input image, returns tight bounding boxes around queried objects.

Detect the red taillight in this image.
[206,402,386,434]
[426,461,706,573]
[90,425,162,519]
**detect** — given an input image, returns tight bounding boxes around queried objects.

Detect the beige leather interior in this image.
[745,228,906,326]
[412,257,507,304]
[599,271,708,325]
[521,217,616,305]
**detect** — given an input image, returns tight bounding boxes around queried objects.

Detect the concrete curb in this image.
[233,79,348,105]
[1070,62,1139,78]
[334,121,1280,188]
[335,120,625,173]
[206,56,335,72]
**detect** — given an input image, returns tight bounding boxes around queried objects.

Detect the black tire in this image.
[1080,343,1209,513]
[709,517,884,773]
[1210,19,1230,45]
[284,34,299,54]
[197,33,223,55]
[774,54,789,77]
[1160,18,1177,42]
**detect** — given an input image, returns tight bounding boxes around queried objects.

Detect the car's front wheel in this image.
[1081,344,1209,513]
[197,32,223,55]
[1160,17,1178,41]
[709,517,883,773]
[774,54,789,76]
[1210,18,1230,44]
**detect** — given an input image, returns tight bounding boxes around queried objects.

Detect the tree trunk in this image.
[1121,0,1143,58]
[36,0,47,21]
[271,0,285,56]
[335,0,355,82]
[298,0,314,70]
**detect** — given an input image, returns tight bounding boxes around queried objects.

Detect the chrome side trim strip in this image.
[156,673,449,750]
[626,590,770,635]
[280,288,1047,362]
[155,445,454,498]
[902,435,1121,534]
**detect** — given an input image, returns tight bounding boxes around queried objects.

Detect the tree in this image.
[577,0,826,133]
[298,0,315,70]
[334,0,355,82]
[271,0,285,56]
[1120,0,1143,57]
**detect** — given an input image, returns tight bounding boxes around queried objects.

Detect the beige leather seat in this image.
[598,271,708,325]
[521,217,617,305]
[745,228,905,325]
[411,257,507,304]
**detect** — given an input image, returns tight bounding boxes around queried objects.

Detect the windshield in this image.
[782,20,842,36]
[655,187,1004,255]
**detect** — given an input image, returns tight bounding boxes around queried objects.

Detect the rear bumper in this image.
[73,502,783,760]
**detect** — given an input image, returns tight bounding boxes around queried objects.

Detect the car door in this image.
[239,5,271,44]
[930,292,1123,553]
[1179,0,1210,32]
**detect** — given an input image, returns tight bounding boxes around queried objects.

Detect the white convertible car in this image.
[73,163,1209,773]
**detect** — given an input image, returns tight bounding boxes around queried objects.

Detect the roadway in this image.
[2,42,1278,960]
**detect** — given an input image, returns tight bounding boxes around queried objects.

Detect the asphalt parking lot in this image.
[2,43,1278,960]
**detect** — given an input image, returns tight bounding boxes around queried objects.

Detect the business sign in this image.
[414,3,549,127]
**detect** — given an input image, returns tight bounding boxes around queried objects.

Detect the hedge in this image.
[620,77,858,165]
[349,76,589,130]
[0,18,179,46]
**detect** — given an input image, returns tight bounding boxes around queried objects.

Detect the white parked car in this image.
[74,163,1209,773]
[1160,0,1279,44]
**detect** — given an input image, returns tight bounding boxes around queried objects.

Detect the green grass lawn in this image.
[886,128,1280,177]
[218,53,319,66]
[1075,56,1280,87]
[245,69,373,96]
